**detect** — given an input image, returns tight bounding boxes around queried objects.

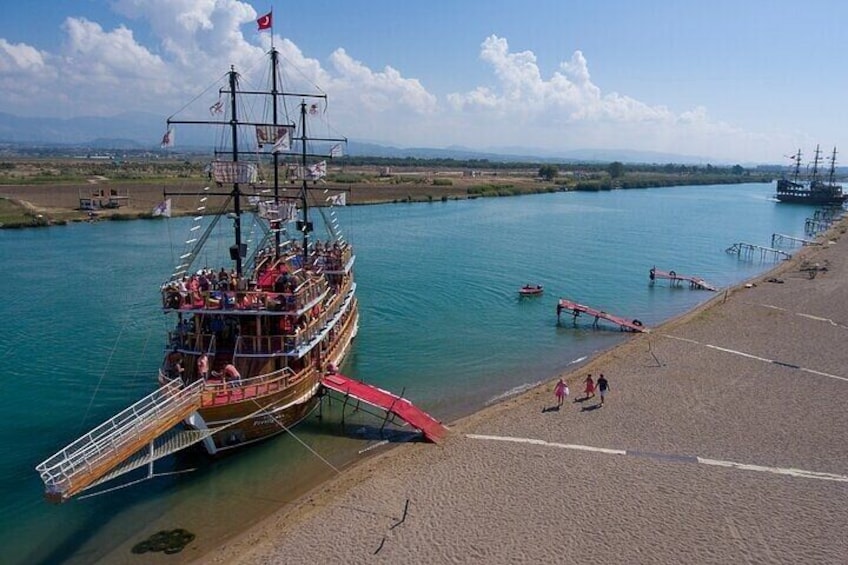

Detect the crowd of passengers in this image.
[162,240,349,310]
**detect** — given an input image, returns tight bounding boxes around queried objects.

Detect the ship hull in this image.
[776,176,846,205]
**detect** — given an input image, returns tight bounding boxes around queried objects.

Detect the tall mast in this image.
[791,149,802,182]
[228,66,244,276]
[270,49,282,258]
[299,100,311,263]
[827,147,838,185]
[810,144,822,184]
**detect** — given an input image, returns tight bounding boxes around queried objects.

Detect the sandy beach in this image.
[181,216,848,564]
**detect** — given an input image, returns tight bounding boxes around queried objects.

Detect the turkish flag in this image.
[257,11,272,31]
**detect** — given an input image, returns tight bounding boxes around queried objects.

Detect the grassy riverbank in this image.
[0,157,772,228]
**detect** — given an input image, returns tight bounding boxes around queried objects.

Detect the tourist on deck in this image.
[167,348,182,378]
[197,352,210,381]
[222,363,242,385]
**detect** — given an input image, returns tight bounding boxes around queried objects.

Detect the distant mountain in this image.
[0,111,750,165]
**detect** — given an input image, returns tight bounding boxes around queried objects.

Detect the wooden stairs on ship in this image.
[36,380,204,503]
[320,373,448,444]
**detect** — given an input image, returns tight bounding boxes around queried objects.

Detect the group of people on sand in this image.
[554,373,610,409]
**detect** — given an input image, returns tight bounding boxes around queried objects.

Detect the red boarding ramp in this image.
[556,298,648,333]
[649,267,717,291]
[320,373,448,444]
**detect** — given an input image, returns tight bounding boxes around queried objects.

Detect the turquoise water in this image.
[1,182,820,563]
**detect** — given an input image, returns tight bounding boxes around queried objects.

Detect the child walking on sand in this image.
[583,374,595,399]
[554,378,569,407]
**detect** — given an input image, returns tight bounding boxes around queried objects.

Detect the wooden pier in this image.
[649,267,717,291]
[556,298,648,332]
[725,242,792,261]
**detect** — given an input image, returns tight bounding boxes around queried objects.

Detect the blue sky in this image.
[1,0,846,163]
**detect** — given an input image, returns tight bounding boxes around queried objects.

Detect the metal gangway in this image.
[35,380,204,503]
[725,242,792,262]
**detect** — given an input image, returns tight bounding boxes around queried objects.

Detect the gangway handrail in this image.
[36,380,203,494]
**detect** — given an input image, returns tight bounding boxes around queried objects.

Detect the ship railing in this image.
[290,283,357,357]
[198,366,313,406]
[162,279,329,314]
[166,331,216,353]
[316,246,354,274]
[322,299,358,363]
[35,379,203,497]
[234,335,288,355]
[284,278,355,355]
[229,281,355,359]
[203,365,296,392]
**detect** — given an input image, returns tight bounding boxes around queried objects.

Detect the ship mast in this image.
[228,66,245,276]
[827,147,838,185]
[791,149,802,182]
[810,144,822,184]
[297,100,312,263]
[270,49,283,258]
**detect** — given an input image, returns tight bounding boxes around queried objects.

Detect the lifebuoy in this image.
[632,319,643,327]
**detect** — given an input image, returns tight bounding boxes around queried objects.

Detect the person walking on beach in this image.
[584,374,595,400]
[554,378,569,407]
[597,373,609,406]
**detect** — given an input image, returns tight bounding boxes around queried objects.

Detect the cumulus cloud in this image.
[442,35,771,159]
[0,2,777,160]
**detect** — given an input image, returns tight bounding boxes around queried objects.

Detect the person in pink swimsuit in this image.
[554,378,569,407]
[584,374,595,399]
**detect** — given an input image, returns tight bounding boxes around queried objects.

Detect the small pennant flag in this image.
[209,99,224,115]
[152,198,172,217]
[330,143,343,158]
[307,160,327,179]
[272,126,292,153]
[257,11,272,31]
[327,193,346,206]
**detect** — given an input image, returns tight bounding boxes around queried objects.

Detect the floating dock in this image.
[556,298,648,333]
[649,267,717,291]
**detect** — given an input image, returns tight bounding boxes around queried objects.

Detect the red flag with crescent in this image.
[257,12,272,31]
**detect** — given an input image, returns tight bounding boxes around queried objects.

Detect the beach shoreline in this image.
[181,217,847,564]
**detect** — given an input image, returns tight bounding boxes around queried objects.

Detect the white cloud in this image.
[328,48,437,114]
[0,4,788,161]
[0,38,47,72]
[441,35,782,160]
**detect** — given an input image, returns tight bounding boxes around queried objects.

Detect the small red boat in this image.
[519,284,544,296]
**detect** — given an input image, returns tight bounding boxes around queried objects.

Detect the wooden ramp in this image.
[321,373,448,444]
[556,298,648,332]
[36,380,203,503]
[649,267,717,291]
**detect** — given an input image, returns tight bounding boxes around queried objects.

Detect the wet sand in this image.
[191,217,847,564]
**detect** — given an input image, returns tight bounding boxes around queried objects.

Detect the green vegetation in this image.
[538,164,558,181]
[607,161,625,179]
[432,178,453,186]
[0,198,54,227]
